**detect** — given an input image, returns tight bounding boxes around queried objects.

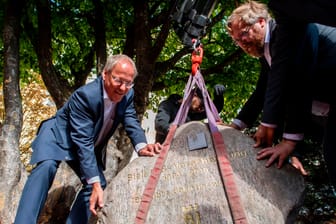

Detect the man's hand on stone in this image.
[253,124,274,148]
[256,139,296,169]
[138,143,162,156]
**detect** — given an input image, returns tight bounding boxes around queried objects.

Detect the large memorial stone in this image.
[98,121,305,224]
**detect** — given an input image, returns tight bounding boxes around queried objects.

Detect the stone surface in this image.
[98,121,305,224]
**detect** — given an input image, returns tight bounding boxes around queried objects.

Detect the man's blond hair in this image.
[226,1,271,34]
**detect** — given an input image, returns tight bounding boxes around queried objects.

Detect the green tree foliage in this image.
[0,0,261,123]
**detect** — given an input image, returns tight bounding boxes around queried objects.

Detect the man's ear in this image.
[102,71,106,80]
[259,18,266,28]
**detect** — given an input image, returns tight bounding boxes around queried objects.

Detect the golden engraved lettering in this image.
[153,190,170,200]
[176,186,189,194]
[162,171,182,181]
[190,184,201,191]
[188,160,198,169]
[164,157,216,173]
[200,156,216,164]
[131,181,222,204]
[213,181,221,187]
[132,195,141,204]
[229,150,248,159]
[127,169,149,183]
[190,167,210,177]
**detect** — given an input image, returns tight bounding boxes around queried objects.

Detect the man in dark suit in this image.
[264,0,336,187]
[265,0,336,147]
[154,84,225,144]
[14,54,162,224]
[226,1,336,186]
[268,0,336,27]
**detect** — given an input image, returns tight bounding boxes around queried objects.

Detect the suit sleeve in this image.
[68,89,100,182]
[283,23,319,134]
[213,85,225,113]
[260,22,296,126]
[236,59,269,127]
[155,100,175,136]
[268,0,336,27]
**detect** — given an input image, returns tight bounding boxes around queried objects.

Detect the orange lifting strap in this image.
[191,40,203,76]
[135,41,248,224]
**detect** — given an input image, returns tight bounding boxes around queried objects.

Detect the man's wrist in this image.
[260,122,277,128]
[282,138,298,147]
[281,139,299,155]
[92,182,101,188]
[232,119,247,130]
[87,176,100,184]
[282,133,304,141]
[135,142,147,152]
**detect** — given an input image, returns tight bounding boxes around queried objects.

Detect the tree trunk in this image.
[130,2,175,118]
[0,0,26,223]
[92,0,107,74]
[36,0,73,108]
[3,1,186,222]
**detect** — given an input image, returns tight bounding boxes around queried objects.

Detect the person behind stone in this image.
[226,1,336,188]
[155,84,225,144]
[14,54,162,224]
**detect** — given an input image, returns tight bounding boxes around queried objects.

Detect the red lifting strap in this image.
[135,124,178,224]
[135,60,248,224]
[211,131,248,224]
[195,71,248,224]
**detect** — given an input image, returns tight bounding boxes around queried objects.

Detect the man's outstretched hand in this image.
[138,143,162,156]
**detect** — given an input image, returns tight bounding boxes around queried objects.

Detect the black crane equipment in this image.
[171,0,218,48]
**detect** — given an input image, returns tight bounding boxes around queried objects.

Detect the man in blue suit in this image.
[14,54,162,224]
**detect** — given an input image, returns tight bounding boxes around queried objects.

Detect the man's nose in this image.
[119,83,128,91]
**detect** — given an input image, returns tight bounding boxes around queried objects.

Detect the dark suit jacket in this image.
[236,20,281,127]
[265,0,336,132]
[30,76,147,181]
[155,89,224,143]
[285,23,336,133]
[268,0,336,27]
[237,21,336,135]
[154,94,183,144]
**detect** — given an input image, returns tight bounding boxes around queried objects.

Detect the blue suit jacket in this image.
[30,76,147,181]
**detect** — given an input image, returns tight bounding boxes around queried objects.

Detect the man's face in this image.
[190,95,204,113]
[229,18,266,58]
[102,60,135,102]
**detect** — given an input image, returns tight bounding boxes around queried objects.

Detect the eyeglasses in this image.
[233,24,254,46]
[111,74,134,88]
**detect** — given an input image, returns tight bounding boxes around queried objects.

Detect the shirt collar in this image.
[102,81,113,103]
[264,21,271,44]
